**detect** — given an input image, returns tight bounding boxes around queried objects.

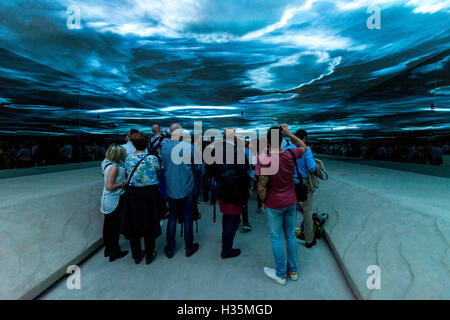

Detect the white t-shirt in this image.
[100,159,126,214]
[121,141,136,156]
[121,141,148,156]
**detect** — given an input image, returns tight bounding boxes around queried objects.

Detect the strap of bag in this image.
[126,154,149,186]
[287,149,303,185]
[150,136,163,151]
[102,162,113,176]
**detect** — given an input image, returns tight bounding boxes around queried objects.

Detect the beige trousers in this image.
[297,190,315,243]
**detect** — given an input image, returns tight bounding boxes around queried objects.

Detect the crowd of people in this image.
[1,125,446,286]
[2,135,447,171]
[100,123,328,285]
[0,138,109,169]
[312,141,449,166]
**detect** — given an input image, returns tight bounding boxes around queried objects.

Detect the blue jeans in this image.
[158,172,167,201]
[266,205,298,278]
[166,195,194,254]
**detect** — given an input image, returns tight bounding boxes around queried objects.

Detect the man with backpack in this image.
[284,129,318,248]
[149,123,166,161]
[161,123,200,258]
[211,128,251,259]
[149,123,169,200]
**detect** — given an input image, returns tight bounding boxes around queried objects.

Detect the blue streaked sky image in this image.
[0,0,449,139]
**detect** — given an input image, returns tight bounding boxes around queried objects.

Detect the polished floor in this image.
[39,198,354,300]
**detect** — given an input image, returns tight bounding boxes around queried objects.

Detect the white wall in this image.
[0,167,103,299]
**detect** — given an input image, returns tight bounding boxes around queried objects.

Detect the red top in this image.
[257,147,304,210]
[218,200,243,215]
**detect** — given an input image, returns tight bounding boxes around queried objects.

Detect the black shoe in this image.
[134,251,145,264]
[186,243,199,257]
[221,248,241,259]
[296,230,306,243]
[109,250,128,262]
[146,251,157,265]
[305,239,317,248]
[104,248,110,257]
[164,245,174,259]
[242,223,252,231]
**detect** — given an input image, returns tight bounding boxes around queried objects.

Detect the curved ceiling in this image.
[0,0,449,140]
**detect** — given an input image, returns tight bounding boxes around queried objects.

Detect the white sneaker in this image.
[289,272,298,281]
[264,267,287,285]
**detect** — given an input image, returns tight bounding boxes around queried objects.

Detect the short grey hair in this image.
[170,123,182,133]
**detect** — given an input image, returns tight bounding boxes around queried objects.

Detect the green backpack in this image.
[301,212,329,239]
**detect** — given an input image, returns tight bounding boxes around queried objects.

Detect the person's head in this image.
[151,123,162,136]
[295,129,308,144]
[169,123,182,140]
[267,126,282,150]
[126,129,139,142]
[105,143,127,163]
[130,132,148,151]
[224,127,235,138]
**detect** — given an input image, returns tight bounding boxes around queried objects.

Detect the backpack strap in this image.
[150,136,163,151]
[287,149,304,185]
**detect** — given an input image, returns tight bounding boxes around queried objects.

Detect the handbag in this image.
[287,149,308,202]
[313,158,328,180]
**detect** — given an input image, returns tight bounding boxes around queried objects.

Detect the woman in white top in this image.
[100,144,129,262]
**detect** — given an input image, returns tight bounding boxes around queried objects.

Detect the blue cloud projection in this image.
[0,0,449,139]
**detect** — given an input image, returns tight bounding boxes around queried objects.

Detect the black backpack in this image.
[216,144,250,206]
[148,136,163,162]
[217,164,249,206]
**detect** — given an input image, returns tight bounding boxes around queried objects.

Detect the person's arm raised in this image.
[280,124,306,153]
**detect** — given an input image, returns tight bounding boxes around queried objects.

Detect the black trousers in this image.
[255,177,263,209]
[202,173,213,202]
[242,203,249,225]
[103,204,121,255]
[222,214,241,254]
[130,236,155,259]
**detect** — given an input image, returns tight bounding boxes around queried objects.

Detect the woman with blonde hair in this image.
[100,143,129,262]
